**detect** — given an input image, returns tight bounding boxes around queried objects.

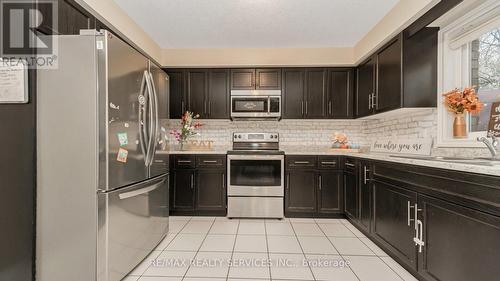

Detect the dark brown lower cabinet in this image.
[196,170,226,212]
[285,156,343,218]
[285,170,317,216]
[372,180,418,269]
[417,194,500,281]
[170,155,226,216]
[344,159,358,220]
[358,161,372,233]
[172,170,196,212]
[317,171,343,215]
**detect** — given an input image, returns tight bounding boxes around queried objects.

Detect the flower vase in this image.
[179,140,187,150]
[453,113,467,138]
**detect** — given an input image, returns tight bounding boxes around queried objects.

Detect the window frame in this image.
[437,0,500,147]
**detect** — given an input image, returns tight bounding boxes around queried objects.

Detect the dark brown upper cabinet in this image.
[282,68,305,119]
[356,30,437,118]
[376,35,403,112]
[256,69,282,90]
[356,57,376,118]
[166,69,187,119]
[304,68,327,119]
[207,69,230,119]
[36,0,95,35]
[231,69,255,90]
[168,69,230,119]
[187,69,208,118]
[231,68,281,90]
[327,68,355,119]
[282,68,328,119]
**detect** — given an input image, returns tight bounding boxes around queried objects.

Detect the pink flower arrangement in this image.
[170,111,203,144]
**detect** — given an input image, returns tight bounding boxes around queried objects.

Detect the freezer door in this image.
[149,62,170,177]
[104,32,151,190]
[99,174,169,281]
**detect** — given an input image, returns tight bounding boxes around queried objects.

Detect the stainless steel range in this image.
[227,133,284,218]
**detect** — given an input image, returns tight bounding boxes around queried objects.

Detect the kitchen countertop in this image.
[164,145,500,177]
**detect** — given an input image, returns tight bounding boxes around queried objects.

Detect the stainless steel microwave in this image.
[230,90,281,120]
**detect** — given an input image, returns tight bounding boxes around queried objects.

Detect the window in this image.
[469,28,500,133]
[437,0,500,147]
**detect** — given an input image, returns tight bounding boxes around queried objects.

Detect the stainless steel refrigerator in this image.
[36,30,169,281]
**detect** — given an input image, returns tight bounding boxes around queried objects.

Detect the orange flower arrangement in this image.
[442,87,483,115]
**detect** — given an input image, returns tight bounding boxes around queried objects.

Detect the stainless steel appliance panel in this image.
[227,197,284,218]
[230,90,281,119]
[227,154,284,197]
[102,174,169,281]
[106,32,150,190]
[37,34,99,281]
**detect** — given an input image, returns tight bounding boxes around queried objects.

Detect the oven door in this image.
[227,154,284,196]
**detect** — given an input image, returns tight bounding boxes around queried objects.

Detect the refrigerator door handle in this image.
[138,71,149,166]
[144,70,155,167]
[147,71,159,167]
[118,178,165,200]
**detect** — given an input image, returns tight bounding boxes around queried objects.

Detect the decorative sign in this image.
[184,140,215,151]
[0,59,28,103]
[487,102,500,137]
[371,138,433,156]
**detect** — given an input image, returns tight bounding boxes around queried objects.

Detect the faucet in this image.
[477,136,498,158]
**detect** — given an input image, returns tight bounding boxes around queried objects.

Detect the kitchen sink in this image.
[389,155,500,166]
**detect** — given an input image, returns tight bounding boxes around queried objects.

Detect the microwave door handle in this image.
[138,71,148,166]
[267,97,271,113]
[148,71,159,167]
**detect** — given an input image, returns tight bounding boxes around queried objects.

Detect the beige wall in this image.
[76,0,162,63]
[161,47,354,68]
[353,0,440,63]
[77,0,440,67]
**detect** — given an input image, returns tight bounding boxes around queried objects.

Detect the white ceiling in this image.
[113,0,399,49]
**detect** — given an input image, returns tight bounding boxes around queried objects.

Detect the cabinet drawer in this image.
[197,155,226,168]
[174,155,196,169]
[286,156,317,169]
[344,157,357,172]
[318,156,340,169]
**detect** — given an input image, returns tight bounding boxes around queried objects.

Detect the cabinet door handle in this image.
[181,101,185,113]
[286,174,290,190]
[222,173,225,189]
[203,160,218,164]
[204,100,207,114]
[368,94,372,109]
[208,101,212,115]
[345,163,355,167]
[372,93,377,109]
[294,161,310,165]
[412,203,425,252]
[321,161,336,165]
[305,101,308,115]
[318,175,322,190]
[301,101,304,116]
[178,160,192,164]
[407,201,414,226]
[190,174,194,189]
[328,101,332,115]
[363,166,370,184]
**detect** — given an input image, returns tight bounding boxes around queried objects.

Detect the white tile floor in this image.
[125,216,417,281]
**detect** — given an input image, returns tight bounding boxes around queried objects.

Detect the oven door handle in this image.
[227,154,284,161]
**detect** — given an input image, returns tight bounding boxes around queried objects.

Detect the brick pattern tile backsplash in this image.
[167,108,490,157]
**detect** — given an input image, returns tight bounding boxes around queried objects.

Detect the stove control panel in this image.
[233,133,279,143]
